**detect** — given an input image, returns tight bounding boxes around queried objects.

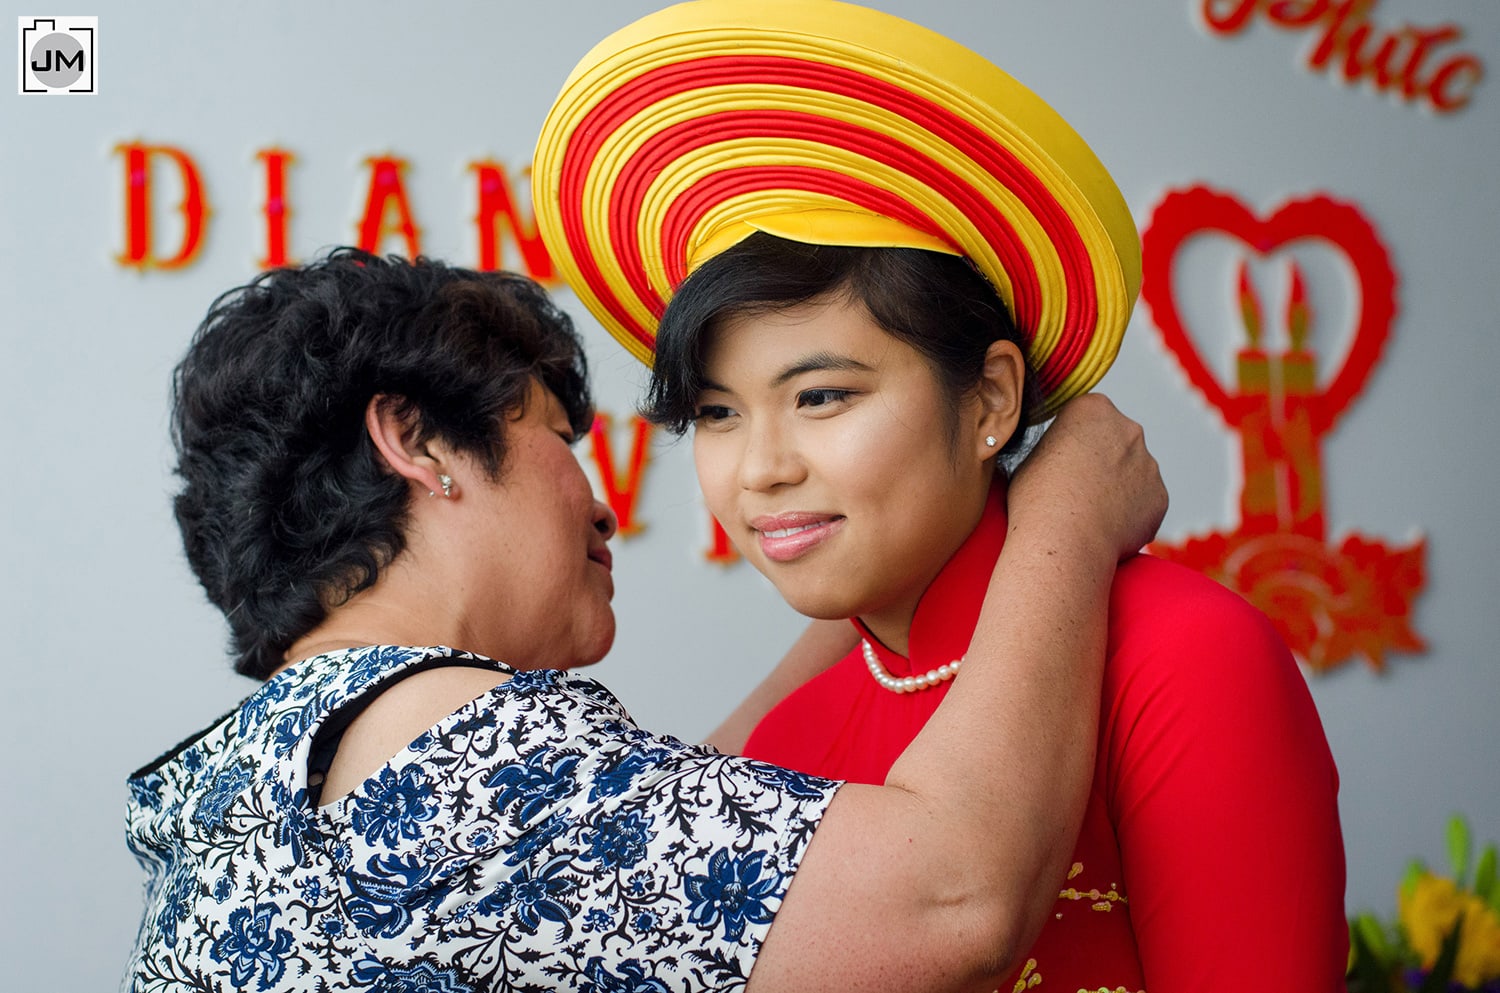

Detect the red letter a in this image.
[356,156,421,258]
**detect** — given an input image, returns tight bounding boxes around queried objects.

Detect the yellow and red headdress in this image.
[533,0,1141,412]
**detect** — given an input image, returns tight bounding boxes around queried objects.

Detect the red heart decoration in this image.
[1140,185,1398,434]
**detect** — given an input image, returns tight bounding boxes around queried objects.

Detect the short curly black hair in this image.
[171,248,593,680]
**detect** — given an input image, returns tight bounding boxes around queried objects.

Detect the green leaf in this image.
[1348,917,1396,993]
[1475,843,1498,903]
[1447,814,1471,887]
[1416,912,1464,993]
[1355,912,1391,959]
[1402,859,1426,900]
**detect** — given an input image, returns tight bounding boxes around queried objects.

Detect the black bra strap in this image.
[304,655,506,805]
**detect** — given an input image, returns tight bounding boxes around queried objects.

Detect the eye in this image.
[693,404,735,423]
[796,388,854,409]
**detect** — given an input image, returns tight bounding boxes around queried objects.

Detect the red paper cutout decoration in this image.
[257,148,295,269]
[583,411,743,562]
[1198,0,1485,114]
[707,517,740,565]
[586,413,655,538]
[356,156,422,259]
[1140,185,1425,672]
[470,161,559,285]
[115,142,210,270]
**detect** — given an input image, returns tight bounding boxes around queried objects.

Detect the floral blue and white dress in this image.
[124,645,840,992]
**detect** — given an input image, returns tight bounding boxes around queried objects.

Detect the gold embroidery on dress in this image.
[1009,958,1042,992]
[1057,883,1128,911]
[1057,862,1127,913]
[1042,865,1140,993]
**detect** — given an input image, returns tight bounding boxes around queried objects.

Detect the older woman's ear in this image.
[364,395,452,498]
[974,339,1026,460]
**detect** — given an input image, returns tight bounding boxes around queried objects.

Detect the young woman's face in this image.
[692,293,996,651]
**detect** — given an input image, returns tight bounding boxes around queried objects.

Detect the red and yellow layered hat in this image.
[533,0,1140,413]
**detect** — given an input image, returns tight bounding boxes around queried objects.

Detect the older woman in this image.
[124,248,1163,992]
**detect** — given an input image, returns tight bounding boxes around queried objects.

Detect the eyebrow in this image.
[698,351,876,396]
[769,351,876,388]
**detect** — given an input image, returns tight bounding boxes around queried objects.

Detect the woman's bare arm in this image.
[704,619,859,753]
[748,395,1165,992]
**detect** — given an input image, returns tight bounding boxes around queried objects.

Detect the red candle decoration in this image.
[1238,259,1263,347]
[1286,259,1311,352]
[1235,260,1279,533]
[1279,260,1324,538]
[1139,185,1423,673]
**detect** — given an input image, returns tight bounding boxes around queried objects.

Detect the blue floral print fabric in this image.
[124,646,840,992]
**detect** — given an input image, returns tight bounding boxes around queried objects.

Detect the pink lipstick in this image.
[749,513,845,563]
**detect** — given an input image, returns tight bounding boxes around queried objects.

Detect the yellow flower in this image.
[1402,873,1465,963]
[1399,872,1500,987]
[1452,893,1500,988]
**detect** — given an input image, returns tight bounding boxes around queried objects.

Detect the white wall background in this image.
[2,1,1495,987]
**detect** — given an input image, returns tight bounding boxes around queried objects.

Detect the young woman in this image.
[649,235,1348,991]
[531,2,1348,989]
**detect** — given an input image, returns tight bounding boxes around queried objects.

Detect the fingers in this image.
[1009,394,1167,559]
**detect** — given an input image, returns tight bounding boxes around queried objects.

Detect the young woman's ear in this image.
[364,395,454,498]
[974,340,1026,460]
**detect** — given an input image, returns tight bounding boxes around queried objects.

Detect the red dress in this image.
[744,486,1348,992]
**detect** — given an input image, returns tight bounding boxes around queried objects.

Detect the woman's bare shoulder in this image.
[319,665,512,804]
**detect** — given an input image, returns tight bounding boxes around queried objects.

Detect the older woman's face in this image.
[691,295,993,652]
[454,382,617,669]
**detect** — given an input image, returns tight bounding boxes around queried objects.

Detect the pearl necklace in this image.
[861,639,963,694]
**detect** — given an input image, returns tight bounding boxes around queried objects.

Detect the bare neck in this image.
[275,551,474,677]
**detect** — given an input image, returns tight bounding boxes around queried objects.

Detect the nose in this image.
[592,498,618,541]
[738,417,805,493]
